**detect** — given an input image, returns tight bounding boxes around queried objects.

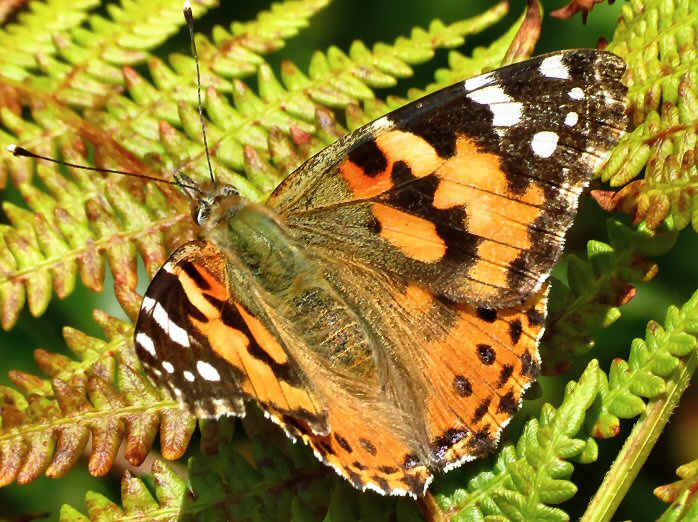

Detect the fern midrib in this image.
[624,59,697,105]
[629,121,698,158]
[0,397,179,443]
[600,318,696,418]
[520,428,569,517]
[447,467,512,516]
[0,211,189,288]
[51,334,133,394]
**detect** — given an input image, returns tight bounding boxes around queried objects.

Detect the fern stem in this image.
[581,350,698,522]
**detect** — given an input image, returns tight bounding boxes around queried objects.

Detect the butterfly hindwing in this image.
[135,240,327,431]
[316,254,546,473]
[269,49,627,308]
[254,253,547,496]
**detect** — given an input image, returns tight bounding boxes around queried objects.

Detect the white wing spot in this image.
[141,296,156,312]
[463,72,494,91]
[183,370,195,382]
[197,360,221,381]
[491,102,523,127]
[564,112,579,126]
[467,85,520,126]
[162,262,176,274]
[153,302,191,348]
[172,387,183,398]
[162,361,175,374]
[540,55,569,79]
[531,131,559,158]
[467,85,511,105]
[135,332,156,356]
[569,87,584,100]
[370,115,392,132]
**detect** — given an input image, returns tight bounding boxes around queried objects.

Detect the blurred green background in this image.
[1,0,696,520]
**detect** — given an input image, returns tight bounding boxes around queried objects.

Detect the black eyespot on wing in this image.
[476,307,498,323]
[509,319,523,345]
[359,438,378,456]
[454,375,473,397]
[477,344,496,365]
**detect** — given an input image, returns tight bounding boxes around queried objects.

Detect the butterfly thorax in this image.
[197,188,378,378]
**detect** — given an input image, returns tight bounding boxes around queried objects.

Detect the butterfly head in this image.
[194,185,241,226]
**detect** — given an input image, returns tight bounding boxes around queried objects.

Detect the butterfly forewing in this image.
[269,49,627,308]
[135,240,327,430]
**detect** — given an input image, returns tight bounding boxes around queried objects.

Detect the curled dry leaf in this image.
[502,0,541,66]
[551,0,615,23]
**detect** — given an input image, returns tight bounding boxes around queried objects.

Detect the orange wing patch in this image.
[393,282,547,468]
[292,377,434,496]
[434,136,546,249]
[372,203,446,262]
[431,136,547,297]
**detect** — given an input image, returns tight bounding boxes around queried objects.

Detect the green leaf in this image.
[600,0,698,231]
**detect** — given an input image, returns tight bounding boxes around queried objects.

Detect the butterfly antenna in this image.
[183,1,216,186]
[6,144,203,194]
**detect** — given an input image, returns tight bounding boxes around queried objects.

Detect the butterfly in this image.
[134,49,628,497]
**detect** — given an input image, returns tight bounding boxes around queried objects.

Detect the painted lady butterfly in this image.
[132,28,627,497]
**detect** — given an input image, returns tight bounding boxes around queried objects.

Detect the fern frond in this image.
[0,0,101,82]
[541,219,678,374]
[0,0,329,109]
[599,0,698,231]
[433,360,601,521]
[0,1,509,329]
[588,289,698,438]
[59,460,186,522]
[0,0,331,184]
[1,0,219,107]
[433,290,698,520]
[655,459,698,521]
[0,312,195,486]
[581,295,698,521]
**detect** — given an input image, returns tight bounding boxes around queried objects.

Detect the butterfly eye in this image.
[194,201,211,225]
[222,185,239,197]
